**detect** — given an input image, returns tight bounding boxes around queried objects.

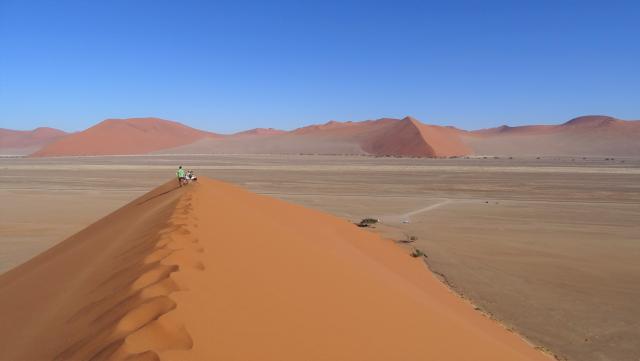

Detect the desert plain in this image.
[1,154,639,361]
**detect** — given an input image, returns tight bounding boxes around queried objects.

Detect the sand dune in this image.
[16,116,471,157]
[12,114,636,158]
[0,127,67,155]
[162,116,471,157]
[32,118,217,157]
[361,116,471,157]
[464,115,640,156]
[0,177,550,360]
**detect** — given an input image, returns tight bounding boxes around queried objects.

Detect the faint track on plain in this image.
[401,199,453,218]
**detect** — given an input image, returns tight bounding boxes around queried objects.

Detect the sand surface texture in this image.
[0,177,549,360]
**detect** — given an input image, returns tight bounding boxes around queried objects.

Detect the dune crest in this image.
[0,177,550,360]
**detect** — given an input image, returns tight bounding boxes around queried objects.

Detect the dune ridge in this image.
[0,177,550,360]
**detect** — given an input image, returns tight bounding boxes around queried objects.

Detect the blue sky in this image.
[1,0,638,133]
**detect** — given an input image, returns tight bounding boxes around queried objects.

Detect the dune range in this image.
[28,116,470,158]
[0,177,550,361]
[5,114,638,158]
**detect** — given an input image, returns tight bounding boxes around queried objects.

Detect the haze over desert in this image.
[2,1,639,360]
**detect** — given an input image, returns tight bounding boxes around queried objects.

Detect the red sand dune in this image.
[361,116,471,157]
[287,116,471,157]
[0,178,550,360]
[463,115,640,156]
[162,116,471,157]
[0,127,67,155]
[32,118,217,157]
[17,114,637,157]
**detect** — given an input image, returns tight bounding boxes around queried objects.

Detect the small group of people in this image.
[176,165,197,186]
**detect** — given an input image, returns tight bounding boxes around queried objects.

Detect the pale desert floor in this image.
[1,154,639,361]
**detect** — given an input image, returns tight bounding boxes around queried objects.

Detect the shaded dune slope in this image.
[0,180,190,360]
[32,118,216,157]
[0,177,549,360]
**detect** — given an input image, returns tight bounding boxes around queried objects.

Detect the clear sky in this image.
[1,0,638,133]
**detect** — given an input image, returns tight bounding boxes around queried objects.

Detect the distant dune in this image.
[0,177,550,360]
[8,114,639,157]
[31,118,217,157]
[360,116,471,157]
[160,116,471,157]
[232,127,287,136]
[463,115,640,156]
[0,127,67,155]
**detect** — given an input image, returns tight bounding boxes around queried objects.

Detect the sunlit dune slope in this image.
[0,177,549,360]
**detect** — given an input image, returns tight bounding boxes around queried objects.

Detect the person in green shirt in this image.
[177,165,186,186]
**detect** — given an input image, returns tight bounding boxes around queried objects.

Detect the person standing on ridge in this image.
[177,165,186,187]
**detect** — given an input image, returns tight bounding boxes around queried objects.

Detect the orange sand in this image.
[32,118,216,157]
[0,177,551,360]
[27,116,472,157]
